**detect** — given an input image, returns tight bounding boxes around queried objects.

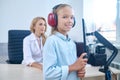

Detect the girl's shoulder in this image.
[46,35,57,41]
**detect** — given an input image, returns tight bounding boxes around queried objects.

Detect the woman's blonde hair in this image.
[30,17,47,45]
[51,4,72,35]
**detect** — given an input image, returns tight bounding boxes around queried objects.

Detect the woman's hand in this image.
[29,62,43,70]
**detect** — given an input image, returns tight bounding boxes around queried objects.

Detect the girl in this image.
[43,4,87,80]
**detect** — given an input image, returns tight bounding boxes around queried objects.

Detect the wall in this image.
[0,0,83,43]
[1,0,119,63]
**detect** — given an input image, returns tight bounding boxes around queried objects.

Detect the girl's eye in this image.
[62,16,74,20]
[71,16,74,19]
[63,16,67,19]
[39,23,42,26]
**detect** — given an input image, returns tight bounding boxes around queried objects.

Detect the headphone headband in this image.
[52,4,61,10]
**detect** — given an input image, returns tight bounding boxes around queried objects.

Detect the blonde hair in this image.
[30,17,47,45]
[51,4,72,35]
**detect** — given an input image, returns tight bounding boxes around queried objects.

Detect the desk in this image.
[83,66,120,80]
[0,64,43,80]
[0,64,120,80]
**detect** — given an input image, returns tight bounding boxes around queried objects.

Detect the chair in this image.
[7,30,31,64]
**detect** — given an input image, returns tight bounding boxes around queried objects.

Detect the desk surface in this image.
[85,66,120,78]
[0,64,120,80]
[0,64,43,80]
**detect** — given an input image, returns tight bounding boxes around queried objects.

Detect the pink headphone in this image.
[48,4,76,27]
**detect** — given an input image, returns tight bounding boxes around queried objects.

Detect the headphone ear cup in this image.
[48,13,57,27]
[72,17,76,27]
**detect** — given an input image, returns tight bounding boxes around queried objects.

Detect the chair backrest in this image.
[7,30,31,64]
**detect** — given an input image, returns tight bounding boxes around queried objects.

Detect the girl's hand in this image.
[77,67,86,78]
[69,53,88,72]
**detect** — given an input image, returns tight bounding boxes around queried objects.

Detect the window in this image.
[83,0,120,48]
[93,0,116,41]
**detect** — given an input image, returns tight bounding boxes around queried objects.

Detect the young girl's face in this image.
[34,19,46,37]
[57,6,74,35]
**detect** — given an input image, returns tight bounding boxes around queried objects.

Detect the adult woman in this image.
[22,17,47,70]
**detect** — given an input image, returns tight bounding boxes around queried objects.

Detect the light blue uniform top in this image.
[43,32,80,80]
